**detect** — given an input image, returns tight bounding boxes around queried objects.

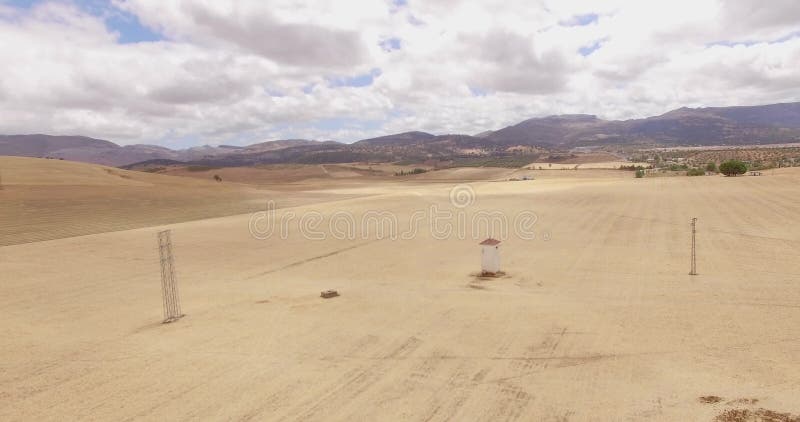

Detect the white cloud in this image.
[0,0,799,145]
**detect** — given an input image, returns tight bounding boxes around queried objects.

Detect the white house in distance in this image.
[479,238,501,276]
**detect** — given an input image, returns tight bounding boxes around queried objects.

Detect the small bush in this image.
[687,168,705,176]
[187,165,220,172]
[394,168,428,176]
[705,162,717,172]
[719,160,748,176]
[635,169,645,178]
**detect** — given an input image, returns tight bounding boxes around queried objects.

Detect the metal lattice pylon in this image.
[157,230,183,323]
[689,218,698,276]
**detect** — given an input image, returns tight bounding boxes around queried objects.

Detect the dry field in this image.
[526,161,650,170]
[2,157,800,421]
[0,157,366,246]
[152,163,440,185]
[686,148,800,167]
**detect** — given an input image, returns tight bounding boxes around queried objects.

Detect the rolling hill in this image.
[0,135,327,166]
[484,102,800,146]
[3,101,800,167]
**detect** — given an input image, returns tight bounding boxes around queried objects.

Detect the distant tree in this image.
[705,162,717,172]
[635,169,645,178]
[213,174,223,182]
[719,160,747,176]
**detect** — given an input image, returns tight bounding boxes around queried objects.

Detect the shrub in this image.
[213,174,222,182]
[395,168,427,176]
[705,162,717,172]
[687,168,706,176]
[719,160,748,176]
[635,169,645,178]
[187,165,220,172]
[751,162,775,171]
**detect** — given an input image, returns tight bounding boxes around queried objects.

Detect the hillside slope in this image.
[486,102,800,146]
[4,102,800,167]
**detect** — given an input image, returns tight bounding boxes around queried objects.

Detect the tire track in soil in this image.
[414,314,517,422]
[419,363,474,422]
[280,336,423,421]
[246,239,382,280]
[469,327,570,421]
[246,334,382,420]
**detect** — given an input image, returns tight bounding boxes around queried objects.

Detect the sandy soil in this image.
[2,158,800,421]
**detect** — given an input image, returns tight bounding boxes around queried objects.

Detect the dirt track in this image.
[2,159,799,420]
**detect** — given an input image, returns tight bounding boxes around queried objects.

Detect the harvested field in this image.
[2,158,800,420]
[0,157,362,246]
[526,161,649,170]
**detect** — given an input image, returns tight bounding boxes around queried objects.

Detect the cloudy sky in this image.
[1,0,799,147]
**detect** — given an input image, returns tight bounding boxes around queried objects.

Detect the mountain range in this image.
[2,102,800,167]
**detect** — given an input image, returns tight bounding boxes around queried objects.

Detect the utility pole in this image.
[689,218,697,275]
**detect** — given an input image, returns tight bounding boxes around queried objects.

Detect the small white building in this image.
[480,238,501,275]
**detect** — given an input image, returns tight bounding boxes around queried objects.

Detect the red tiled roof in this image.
[479,238,501,246]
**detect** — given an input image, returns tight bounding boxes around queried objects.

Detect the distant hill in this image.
[485,114,604,146]
[0,135,327,166]
[355,131,436,146]
[241,139,322,153]
[0,134,174,166]
[485,102,800,146]
[4,101,800,167]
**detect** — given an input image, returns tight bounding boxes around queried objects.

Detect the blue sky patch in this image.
[560,13,599,27]
[408,14,425,26]
[329,68,382,88]
[469,85,488,97]
[4,0,163,43]
[380,37,402,52]
[2,0,36,8]
[707,30,800,48]
[264,87,285,98]
[105,11,163,44]
[707,40,757,48]
[579,39,604,56]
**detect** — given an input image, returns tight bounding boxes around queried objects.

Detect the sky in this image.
[1,0,799,147]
